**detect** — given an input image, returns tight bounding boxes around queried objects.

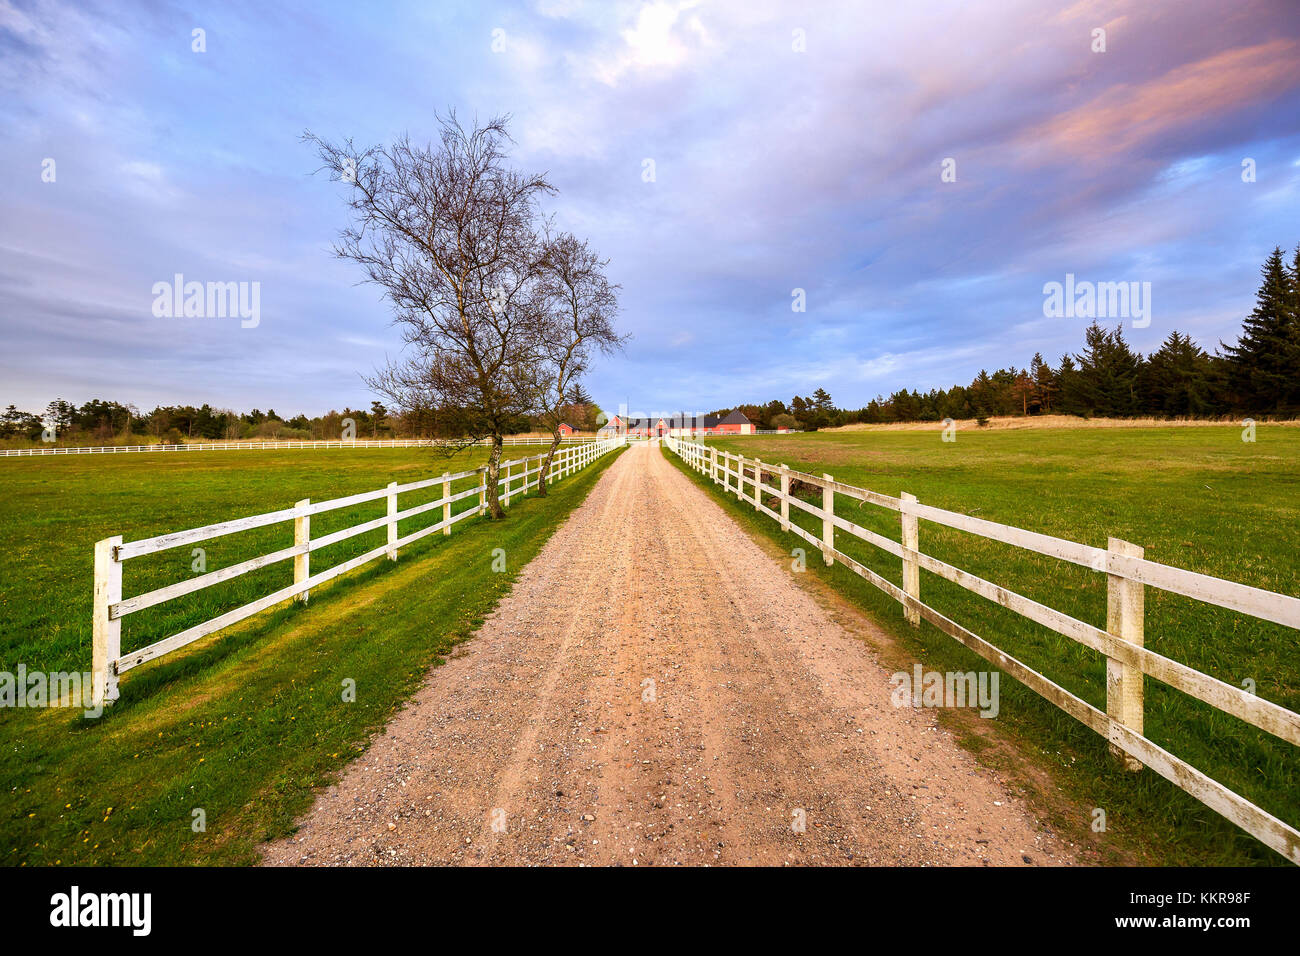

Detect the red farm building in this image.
[598,410,755,437]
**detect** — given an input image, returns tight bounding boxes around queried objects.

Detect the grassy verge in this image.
[663,429,1298,866]
[1,445,623,866]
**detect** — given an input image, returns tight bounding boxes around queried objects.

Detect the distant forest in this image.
[713,244,1300,430]
[0,386,604,445]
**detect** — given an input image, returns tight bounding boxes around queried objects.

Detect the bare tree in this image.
[531,232,623,495]
[305,113,553,518]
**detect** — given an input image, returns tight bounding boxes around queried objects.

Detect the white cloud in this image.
[570,0,711,86]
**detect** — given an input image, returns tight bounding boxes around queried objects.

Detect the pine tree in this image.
[969,369,995,422]
[1056,354,1084,416]
[1141,331,1216,416]
[1030,352,1056,413]
[1,404,21,438]
[1220,246,1297,413]
[1290,245,1300,318]
[1289,244,1300,408]
[1011,368,1034,415]
[567,382,594,407]
[1074,322,1143,417]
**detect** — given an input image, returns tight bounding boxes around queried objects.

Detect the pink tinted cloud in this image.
[1022,38,1300,162]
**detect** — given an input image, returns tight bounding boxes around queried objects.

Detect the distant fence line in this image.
[92,436,626,704]
[2,436,597,458]
[664,434,1300,864]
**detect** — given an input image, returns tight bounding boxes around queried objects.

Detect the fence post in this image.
[899,492,920,626]
[735,455,745,502]
[92,535,123,707]
[821,473,835,566]
[779,464,790,531]
[1106,537,1145,771]
[504,461,513,507]
[295,499,312,600]
[442,472,452,535]
[478,468,487,516]
[382,481,397,556]
[753,459,763,511]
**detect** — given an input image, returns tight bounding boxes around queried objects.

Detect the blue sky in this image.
[2,0,1299,418]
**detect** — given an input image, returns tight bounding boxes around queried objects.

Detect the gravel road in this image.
[263,441,1074,866]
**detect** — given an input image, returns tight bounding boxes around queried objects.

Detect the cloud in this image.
[568,0,712,86]
[1024,39,1300,162]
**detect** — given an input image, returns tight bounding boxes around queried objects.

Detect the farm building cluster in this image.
[596,410,756,438]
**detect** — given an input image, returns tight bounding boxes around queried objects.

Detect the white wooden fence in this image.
[664,435,1300,864]
[92,437,625,705]
[5,436,594,457]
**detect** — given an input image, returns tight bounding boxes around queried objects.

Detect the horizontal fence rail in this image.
[6,436,597,457]
[597,430,797,439]
[92,437,624,704]
[664,435,1300,864]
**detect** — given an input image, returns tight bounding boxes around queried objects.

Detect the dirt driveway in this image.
[263,441,1074,866]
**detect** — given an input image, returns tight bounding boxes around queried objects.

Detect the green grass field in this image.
[680,426,1299,866]
[0,444,561,677]
[0,443,621,865]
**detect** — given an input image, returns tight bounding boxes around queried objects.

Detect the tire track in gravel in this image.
[263,441,1076,866]
[669,463,940,864]
[578,473,748,865]
[473,454,642,864]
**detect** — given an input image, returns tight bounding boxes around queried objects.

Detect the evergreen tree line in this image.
[717,244,1300,429]
[1,385,604,445]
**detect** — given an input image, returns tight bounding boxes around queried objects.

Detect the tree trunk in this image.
[537,429,562,497]
[484,435,505,518]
